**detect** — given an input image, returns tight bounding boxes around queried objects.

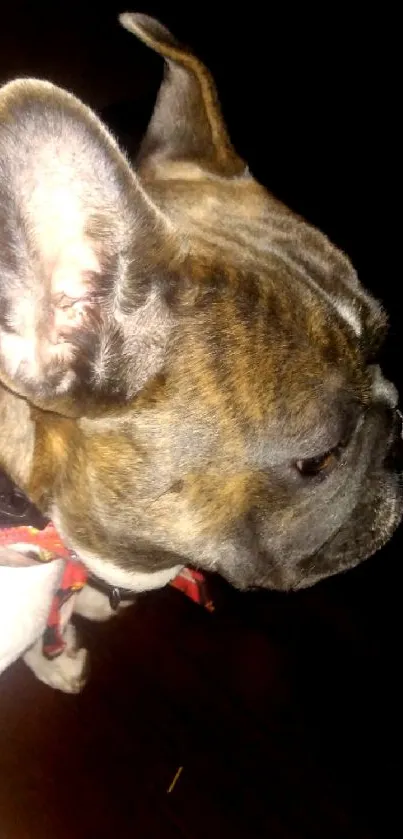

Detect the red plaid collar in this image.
[0,520,88,658]
[1,477,214,661]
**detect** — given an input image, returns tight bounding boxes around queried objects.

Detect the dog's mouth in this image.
[219,407,403,593]
[299,441,403,588]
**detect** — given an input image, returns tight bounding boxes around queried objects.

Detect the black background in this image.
[0,5,401,838]
[1,4,399,363]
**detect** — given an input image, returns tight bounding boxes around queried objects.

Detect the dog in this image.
[0,12,402,692]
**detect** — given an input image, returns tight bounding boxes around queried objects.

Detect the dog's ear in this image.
[0,78,173,415]
[119,13,246,178]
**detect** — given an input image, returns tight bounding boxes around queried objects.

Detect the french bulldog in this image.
[0,13,402,691]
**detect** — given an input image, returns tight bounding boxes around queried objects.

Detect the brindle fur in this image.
[0,13,401,595]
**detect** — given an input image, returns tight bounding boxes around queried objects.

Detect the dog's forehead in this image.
[159,175,386,356]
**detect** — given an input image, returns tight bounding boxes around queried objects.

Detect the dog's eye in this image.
[295,447,339,477]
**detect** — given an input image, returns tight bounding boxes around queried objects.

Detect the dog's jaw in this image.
[51,507,183,593]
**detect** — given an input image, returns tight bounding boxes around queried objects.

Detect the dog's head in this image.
[0,13,402,591]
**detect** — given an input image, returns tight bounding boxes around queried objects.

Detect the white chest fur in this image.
[51,508,183,593]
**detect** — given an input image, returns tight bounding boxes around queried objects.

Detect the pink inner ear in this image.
[51,299,93,344]
[51,240,100,300]
[48,239,101,344]
[27,165,102,344]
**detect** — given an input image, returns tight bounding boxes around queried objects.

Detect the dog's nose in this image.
[370,365,399,409]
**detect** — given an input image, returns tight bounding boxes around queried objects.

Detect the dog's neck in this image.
[0,469,132,610]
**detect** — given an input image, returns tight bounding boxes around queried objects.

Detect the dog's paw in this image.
[23,625,88,694]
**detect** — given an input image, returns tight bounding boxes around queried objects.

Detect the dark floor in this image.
[1,4,401,838]
[0,539,401,839]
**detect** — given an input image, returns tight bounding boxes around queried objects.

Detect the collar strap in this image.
[0,469,214,616]
[86,571,138,611]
